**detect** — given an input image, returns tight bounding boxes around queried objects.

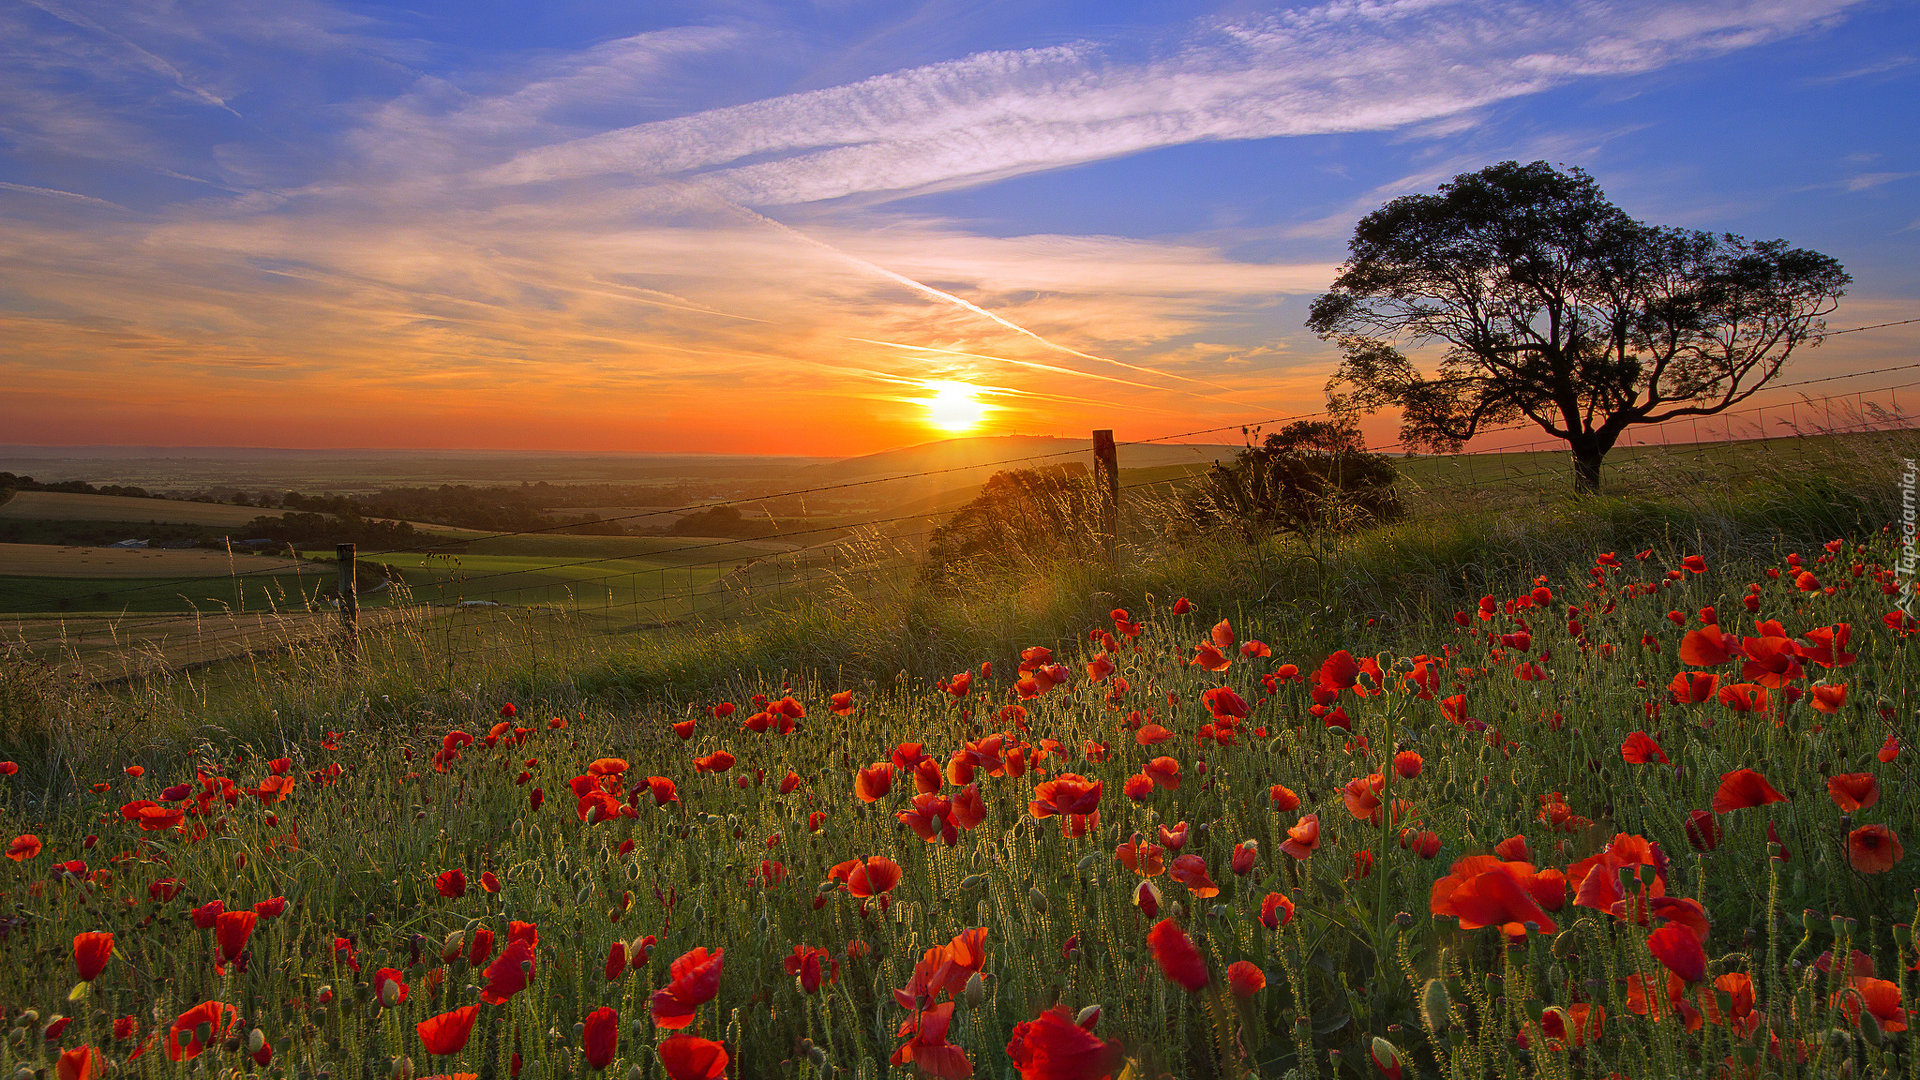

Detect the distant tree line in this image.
[0,473,163,500]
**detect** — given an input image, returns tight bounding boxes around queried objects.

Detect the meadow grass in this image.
[0,434,1915,1079]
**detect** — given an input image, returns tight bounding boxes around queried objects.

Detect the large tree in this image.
[1307,161,1849,493]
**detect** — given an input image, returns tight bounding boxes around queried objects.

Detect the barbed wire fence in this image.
[7,346,1917,685]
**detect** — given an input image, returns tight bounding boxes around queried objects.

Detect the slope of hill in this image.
[800,434,1239,483]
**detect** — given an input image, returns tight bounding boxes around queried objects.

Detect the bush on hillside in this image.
[921,464,1100,586]
[1185,419,1401,540]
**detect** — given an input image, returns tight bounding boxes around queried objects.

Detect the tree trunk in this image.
[1569,436,1605,495]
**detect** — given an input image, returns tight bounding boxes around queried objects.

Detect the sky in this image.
[1,0,1916,457]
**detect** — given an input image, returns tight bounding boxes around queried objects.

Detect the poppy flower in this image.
[1004,1003,1123,1080]
[650,946,724,1030]
[6,834,40,861]
[1620,731,1668,765]
[417,1005,480,1056]
[1342,774,1384,824]
[1738,636,1804,687]
[693,751,734,774]
[1191,643,1231,672]
[1202,686,1252,721]
[1227,961,1266,997]
[1156,821,1189,850]
[1880,736,1901,763]
[582,1007,618,1070]
[1827,773,1878,812]
[830,690,856,715]
[1029,774,1102,818]
[1269,784,1300,811]
[1712,768,1787,813]
[215,910,258,969]
[1169,854,1219,897]
[1280,814,1321,859]
[1832,977,1907,1033]
[1143,757,1180,791]
[855,764,894,803]
[73,931,113,981]
[55,1045,103,1080]
[1683,810,1721,851]
[1232,841,1257,875]
[1648,923,1707,983]
[1678,625,1738,666]
[890,1001,972,1079]
[373,967,409,1006]
[657,1035,729,1080]
[1392,751,1423,779]
[1259,891,1295,929]
[434,869,467,898]
[253,896,287,917]
[166,1000,236,1061]
[1662,670,1718,705]
[1848,825,1903,874]
[1114,834,1166,877]
[1134,880,1162,918]
[1716,683,1770,713]
[845,856,903,898]
[479,939,536,1004]
[1146,918,1209,991]
[1802,679,1850,717]
[1429,857,1556,937]
[467,926,495,966]
[1121,774,1154,801]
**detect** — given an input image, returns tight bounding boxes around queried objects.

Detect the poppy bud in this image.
[390,1056,413,1080]
[963,971,985,1006]
[250,1028,268,1055]
[1028,887,1048,915]
[628,1068,644,1080]
[1075,1004,1103,1028]
[575,886,592,906]
[379,980,401,1008]
[1419,979,1450,1032]
[195,1022,213,1047]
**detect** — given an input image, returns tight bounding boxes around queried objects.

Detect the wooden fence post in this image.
[1092,429,1119,569]
[336,542,358,663]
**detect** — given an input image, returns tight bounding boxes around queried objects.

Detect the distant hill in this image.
[803,435,1240,484]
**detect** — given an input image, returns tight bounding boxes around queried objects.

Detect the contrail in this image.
[719,199,1242,395]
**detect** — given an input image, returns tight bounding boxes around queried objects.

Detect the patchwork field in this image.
[0,490,271,527]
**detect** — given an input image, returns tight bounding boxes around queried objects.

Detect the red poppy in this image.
[890,1001,972,1079]
[1147,918,1209,991]
[73,931,113,981]
[1029,774,1102,818]
[1827,773,1878,812]
[167,1000,236,1061]
[1620,731,1668,765]
[55,1045,103,1080]
[1684,810,1721,851]
[6,834,41,861]
[1259,891,1295,929]
[1280,814,1321,859]
[1716,683,1770,712]
[1232,841,1257,875]
[467,926,495,966]
[1114,833,1166,877]
[434,869,467,898]
[1678,625,1737,666]
[1143,757,1180,791]
[1122,774,1154,801]
[417,1005,480,1056]
[1429,856,1556,937]
[373,967,409,1006]
[1668,671,1719,704]
[1004,1003,1123,1080]
[657,1035,729,1080]
[1738,636,1804,687]
[1832,977,1908,1033]
[1392,750,1423,779]
[1226,960,1265,997]
[1202,686,1251,721]
[830,690,856,715]
[1848,825,1903,874]
[215,910,257,969]
[1712,768,1787,813]
[693,751,734,774]
[1191,643,1231,672]
[1648,923,1707,983]
[582,1007,618,1070]
[855,764,893,803]
[650,946,724,1030]
[480,939,536,1004]
[845,856,903,898]
[1169,854,1219,897]
[1269,784,1300,811]
[1880,735,1901,763]
[1342,774,1384,824]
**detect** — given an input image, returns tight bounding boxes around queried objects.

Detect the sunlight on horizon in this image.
[921,380,990,435]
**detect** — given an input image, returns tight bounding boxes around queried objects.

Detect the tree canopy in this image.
[1307,160,1850,492]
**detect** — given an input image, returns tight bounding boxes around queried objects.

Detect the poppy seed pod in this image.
[1420,979,1450,1032]
[963,972,985,1006]
[1028,887,1048,915]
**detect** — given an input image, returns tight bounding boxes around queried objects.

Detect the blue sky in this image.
[1,0,1915,453]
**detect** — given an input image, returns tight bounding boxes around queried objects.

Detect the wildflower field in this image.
[2,530,1915,1080]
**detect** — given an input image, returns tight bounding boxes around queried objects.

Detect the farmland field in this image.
[0,490,271,527]
[0,527,1912,1078]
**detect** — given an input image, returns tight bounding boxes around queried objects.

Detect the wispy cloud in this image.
[489,0,1864,205]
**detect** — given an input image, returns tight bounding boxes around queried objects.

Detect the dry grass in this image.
[0,540,306,577]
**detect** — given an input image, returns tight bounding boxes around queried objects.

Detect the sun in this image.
[921,380,988,434]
